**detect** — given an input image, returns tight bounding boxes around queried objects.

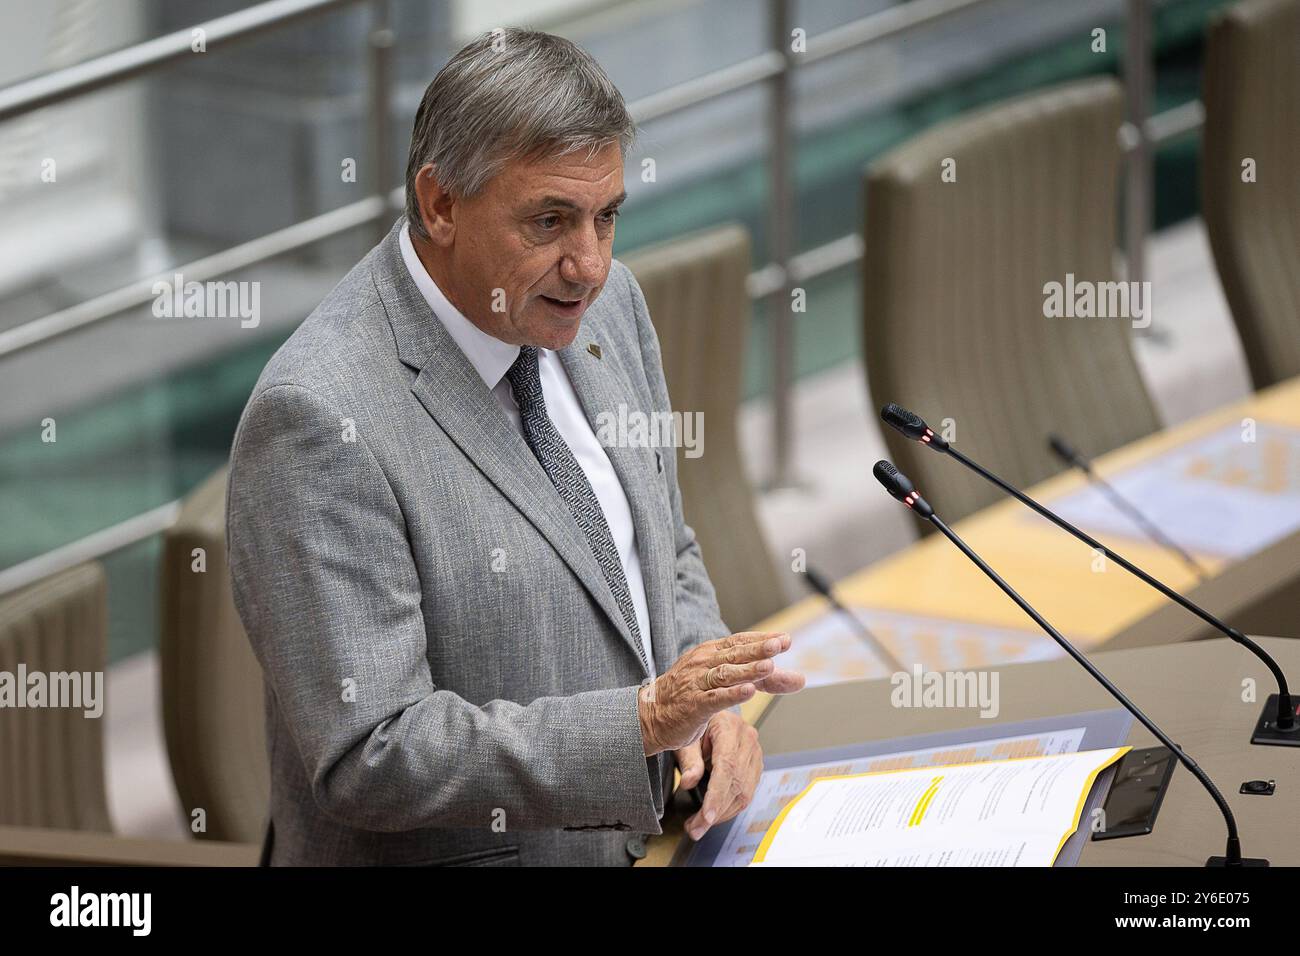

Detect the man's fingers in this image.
[681,714,765,841]
[716,630,786,650]
[718,634,790,666]
[701,682,756,712]
[676,742,705,790]
[710,632,789,665]
[689,754,737,841]
[708,758,756,827]
[688,720,760,838]
[645,631,800,755]
[718,745,762,824]
[684,808,710,840]
[753,667,806,695]
[704,659,774,690]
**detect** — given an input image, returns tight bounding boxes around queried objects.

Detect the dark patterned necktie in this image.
[505,345,649,672]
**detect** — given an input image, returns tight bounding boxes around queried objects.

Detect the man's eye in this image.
[536,215,561,230]
[598,209,620,224]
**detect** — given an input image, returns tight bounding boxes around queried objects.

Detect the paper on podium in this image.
[1039,421,1300,560]
[750,746,1129,867]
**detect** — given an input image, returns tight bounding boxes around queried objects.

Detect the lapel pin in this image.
[587,342,602,360]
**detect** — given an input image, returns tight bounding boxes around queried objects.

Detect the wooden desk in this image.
[768,376,1300,663]
[644,636,1300,866]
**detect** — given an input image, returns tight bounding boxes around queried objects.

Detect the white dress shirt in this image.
[398,223,654,674]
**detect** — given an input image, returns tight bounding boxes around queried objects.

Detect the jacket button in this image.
[625,836,647,860]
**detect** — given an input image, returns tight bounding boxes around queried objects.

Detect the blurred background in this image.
[1,0,1295,860]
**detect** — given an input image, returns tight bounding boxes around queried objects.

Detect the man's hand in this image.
[638,631,803,757]
[675,710,762,841]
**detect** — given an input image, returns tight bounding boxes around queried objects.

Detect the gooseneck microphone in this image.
[1047,433,1208,581]
[872,460,1264,867]
[802,565,905,672]
[880,403,1298,744]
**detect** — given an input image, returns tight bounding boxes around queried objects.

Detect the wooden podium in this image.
[642,636,1300,866]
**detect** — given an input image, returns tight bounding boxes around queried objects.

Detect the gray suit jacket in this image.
[225,217,731,865]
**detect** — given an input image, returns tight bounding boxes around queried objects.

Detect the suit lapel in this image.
[371,219,651,676]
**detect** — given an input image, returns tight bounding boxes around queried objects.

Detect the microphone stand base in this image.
[1250,695,1300,747]
[1205,856,1269,867]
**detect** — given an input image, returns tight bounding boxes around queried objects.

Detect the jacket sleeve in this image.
[225,381,663,834]
[620,262,733,657]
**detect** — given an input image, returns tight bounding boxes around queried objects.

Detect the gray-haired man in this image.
[226,28,803,866]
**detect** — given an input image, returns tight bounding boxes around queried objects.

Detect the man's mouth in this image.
[539,294,587,318]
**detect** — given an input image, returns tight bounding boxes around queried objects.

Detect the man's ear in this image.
[413,163,457,245]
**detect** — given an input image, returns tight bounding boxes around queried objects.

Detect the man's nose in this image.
[560,226,607,288]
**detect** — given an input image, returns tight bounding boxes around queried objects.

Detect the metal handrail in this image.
[1145,99,1205,143]
[0,0,365,123]
[0,0,1204,591]
[0,0,1201,362]
[629,50,785,124]
[803,0,988,64]
[2,0,984,363]
[0,501,180,597]
[0,114,1197,366]
[0,196,394,356]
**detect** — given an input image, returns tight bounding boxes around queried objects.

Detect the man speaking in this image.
[225,28,803,866]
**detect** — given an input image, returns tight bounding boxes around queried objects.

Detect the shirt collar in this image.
[398,221,523,390]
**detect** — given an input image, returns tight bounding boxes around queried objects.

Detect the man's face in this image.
[435,140,626,351]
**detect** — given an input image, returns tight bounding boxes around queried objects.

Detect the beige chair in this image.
[862,77,1160,526]
[0,824,259,866]
[159,467,268,844]
[622,225,786,630]
[0,562,112,832]
[1202,0,1300,390]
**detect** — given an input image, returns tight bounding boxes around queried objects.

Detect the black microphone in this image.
[881,403,949,451]
[872,459,1264,867]
[881,403,1299,744]
[802,565,904,672]
[1047,433,1209,581]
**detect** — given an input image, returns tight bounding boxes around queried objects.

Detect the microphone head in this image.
[880,403,949,451]
[872,459,914,501]
[880,403,927,438]
[873,460,934,518]
[803,565,833,597]
[1048,433,1088,470]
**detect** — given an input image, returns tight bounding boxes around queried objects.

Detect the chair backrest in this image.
[1202,0,1300,389]
[0,562,111,831]
[621,224,786,629]
[862,77,1160,526]
[159,467,268,843]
